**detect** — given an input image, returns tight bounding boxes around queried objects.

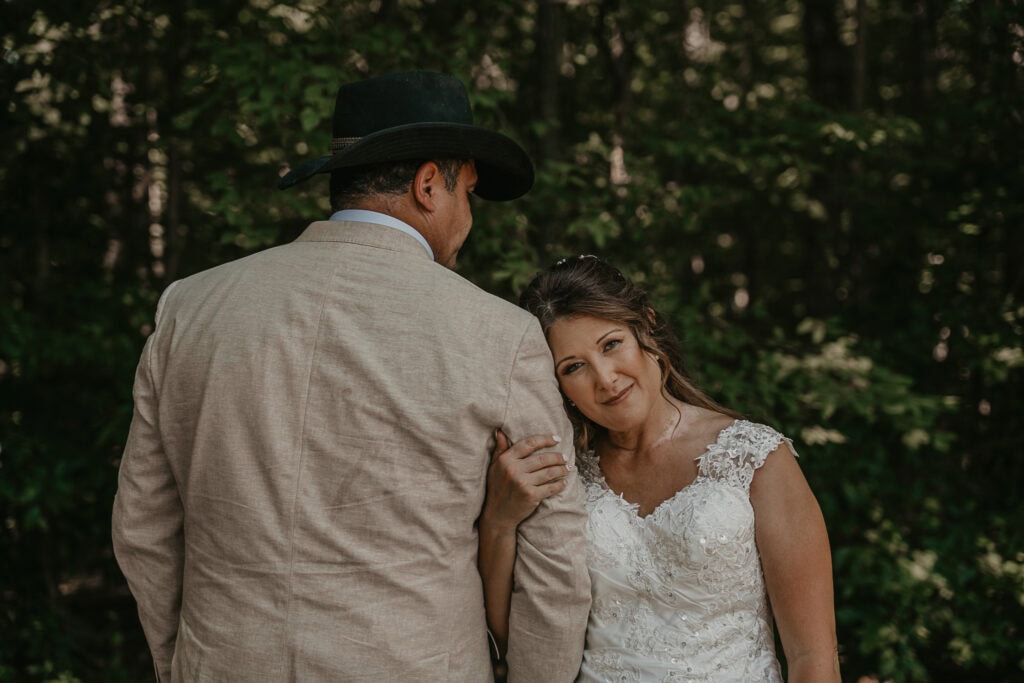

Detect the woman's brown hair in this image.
[519,255,738,450]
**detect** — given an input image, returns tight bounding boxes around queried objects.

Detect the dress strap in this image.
[697,420,794,491]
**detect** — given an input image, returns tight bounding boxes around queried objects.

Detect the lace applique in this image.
[576,420,787,683]
[592,596,650,623]
[585,650,641,682]
[697,420,793,491]
[576,448,602,485]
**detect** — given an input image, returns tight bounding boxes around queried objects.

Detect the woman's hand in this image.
[481,431,572,534]
[478,430,573,658]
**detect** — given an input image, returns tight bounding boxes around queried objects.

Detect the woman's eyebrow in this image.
[554,328,623,367]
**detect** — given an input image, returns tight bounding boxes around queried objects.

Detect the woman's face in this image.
[546,314,664,434]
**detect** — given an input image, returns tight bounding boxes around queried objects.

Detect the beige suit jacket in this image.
[112,220,590,682]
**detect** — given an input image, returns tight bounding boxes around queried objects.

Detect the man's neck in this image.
[329,206,434,260]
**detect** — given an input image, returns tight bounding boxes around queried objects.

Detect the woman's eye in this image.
[561,361,583,376]
[603,339,622,352]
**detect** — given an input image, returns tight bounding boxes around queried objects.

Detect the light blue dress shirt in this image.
[329,209,434,260]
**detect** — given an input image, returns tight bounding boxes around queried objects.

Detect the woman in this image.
[479,255,840,682]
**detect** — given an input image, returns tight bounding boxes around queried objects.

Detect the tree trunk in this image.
[529,0,566,264]
[536,0,564,164]
[852,0,867,111]
[802,0,848,109]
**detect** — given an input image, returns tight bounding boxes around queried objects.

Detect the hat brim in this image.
[278,122,534,201]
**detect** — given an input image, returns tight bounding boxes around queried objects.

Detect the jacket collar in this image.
[295,220,434,261]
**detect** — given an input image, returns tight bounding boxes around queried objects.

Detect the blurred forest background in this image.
[1,0,1022,681]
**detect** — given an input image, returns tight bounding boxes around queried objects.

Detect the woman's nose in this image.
[593,361,617,389]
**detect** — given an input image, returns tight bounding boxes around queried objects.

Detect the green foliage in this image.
[2,0,1021,680]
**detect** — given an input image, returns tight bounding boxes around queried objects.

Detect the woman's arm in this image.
[751,443,841,683]
[478,431,571,657]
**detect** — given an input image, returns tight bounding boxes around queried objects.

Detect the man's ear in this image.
[412,161,441,211]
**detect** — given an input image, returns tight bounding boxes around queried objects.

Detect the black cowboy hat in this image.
[277,71,534,201]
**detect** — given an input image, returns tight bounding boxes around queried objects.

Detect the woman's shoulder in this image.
[696,416,795,486]
[723,419,792,457]
[682,407,738,446]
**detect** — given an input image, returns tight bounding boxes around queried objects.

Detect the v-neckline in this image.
[590,418,740,521]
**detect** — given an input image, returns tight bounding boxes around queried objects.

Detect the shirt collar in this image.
[328,209,434,260]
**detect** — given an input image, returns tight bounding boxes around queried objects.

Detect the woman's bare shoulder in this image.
[674,403,737,449]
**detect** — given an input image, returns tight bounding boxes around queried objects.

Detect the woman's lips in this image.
[603,384,633,406]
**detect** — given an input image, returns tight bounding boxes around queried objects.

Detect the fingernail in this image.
[552,435,562,443]
[561,452,570,463]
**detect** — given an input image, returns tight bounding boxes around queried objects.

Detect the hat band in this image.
[329,136,361,153]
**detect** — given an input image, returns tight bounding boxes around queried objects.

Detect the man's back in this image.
[113,220,590,681]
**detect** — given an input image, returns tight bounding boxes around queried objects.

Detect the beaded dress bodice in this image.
[574,420,788,683]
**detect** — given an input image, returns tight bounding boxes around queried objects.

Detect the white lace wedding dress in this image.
[574,420,789,682]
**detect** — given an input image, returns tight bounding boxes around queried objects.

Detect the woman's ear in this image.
[645,306,657,325]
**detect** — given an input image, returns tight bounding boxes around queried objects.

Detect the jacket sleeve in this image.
[502,318,591,683]
[111,284,182,682]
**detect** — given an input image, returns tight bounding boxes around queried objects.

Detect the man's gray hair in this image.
[330,159,466,211]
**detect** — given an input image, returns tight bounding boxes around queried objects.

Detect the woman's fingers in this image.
[492,430,558,464]
[522,450,571,474]
[484,431,573,526]
[529,462,571,486]
[493,429,512,459]
[507,436,572,477]
[506,457,570,506]
[538,478,568,498]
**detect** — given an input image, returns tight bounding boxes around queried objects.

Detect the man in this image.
[112,71,590,682]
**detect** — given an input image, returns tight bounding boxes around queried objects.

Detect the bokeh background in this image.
[1,1,1021,681]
